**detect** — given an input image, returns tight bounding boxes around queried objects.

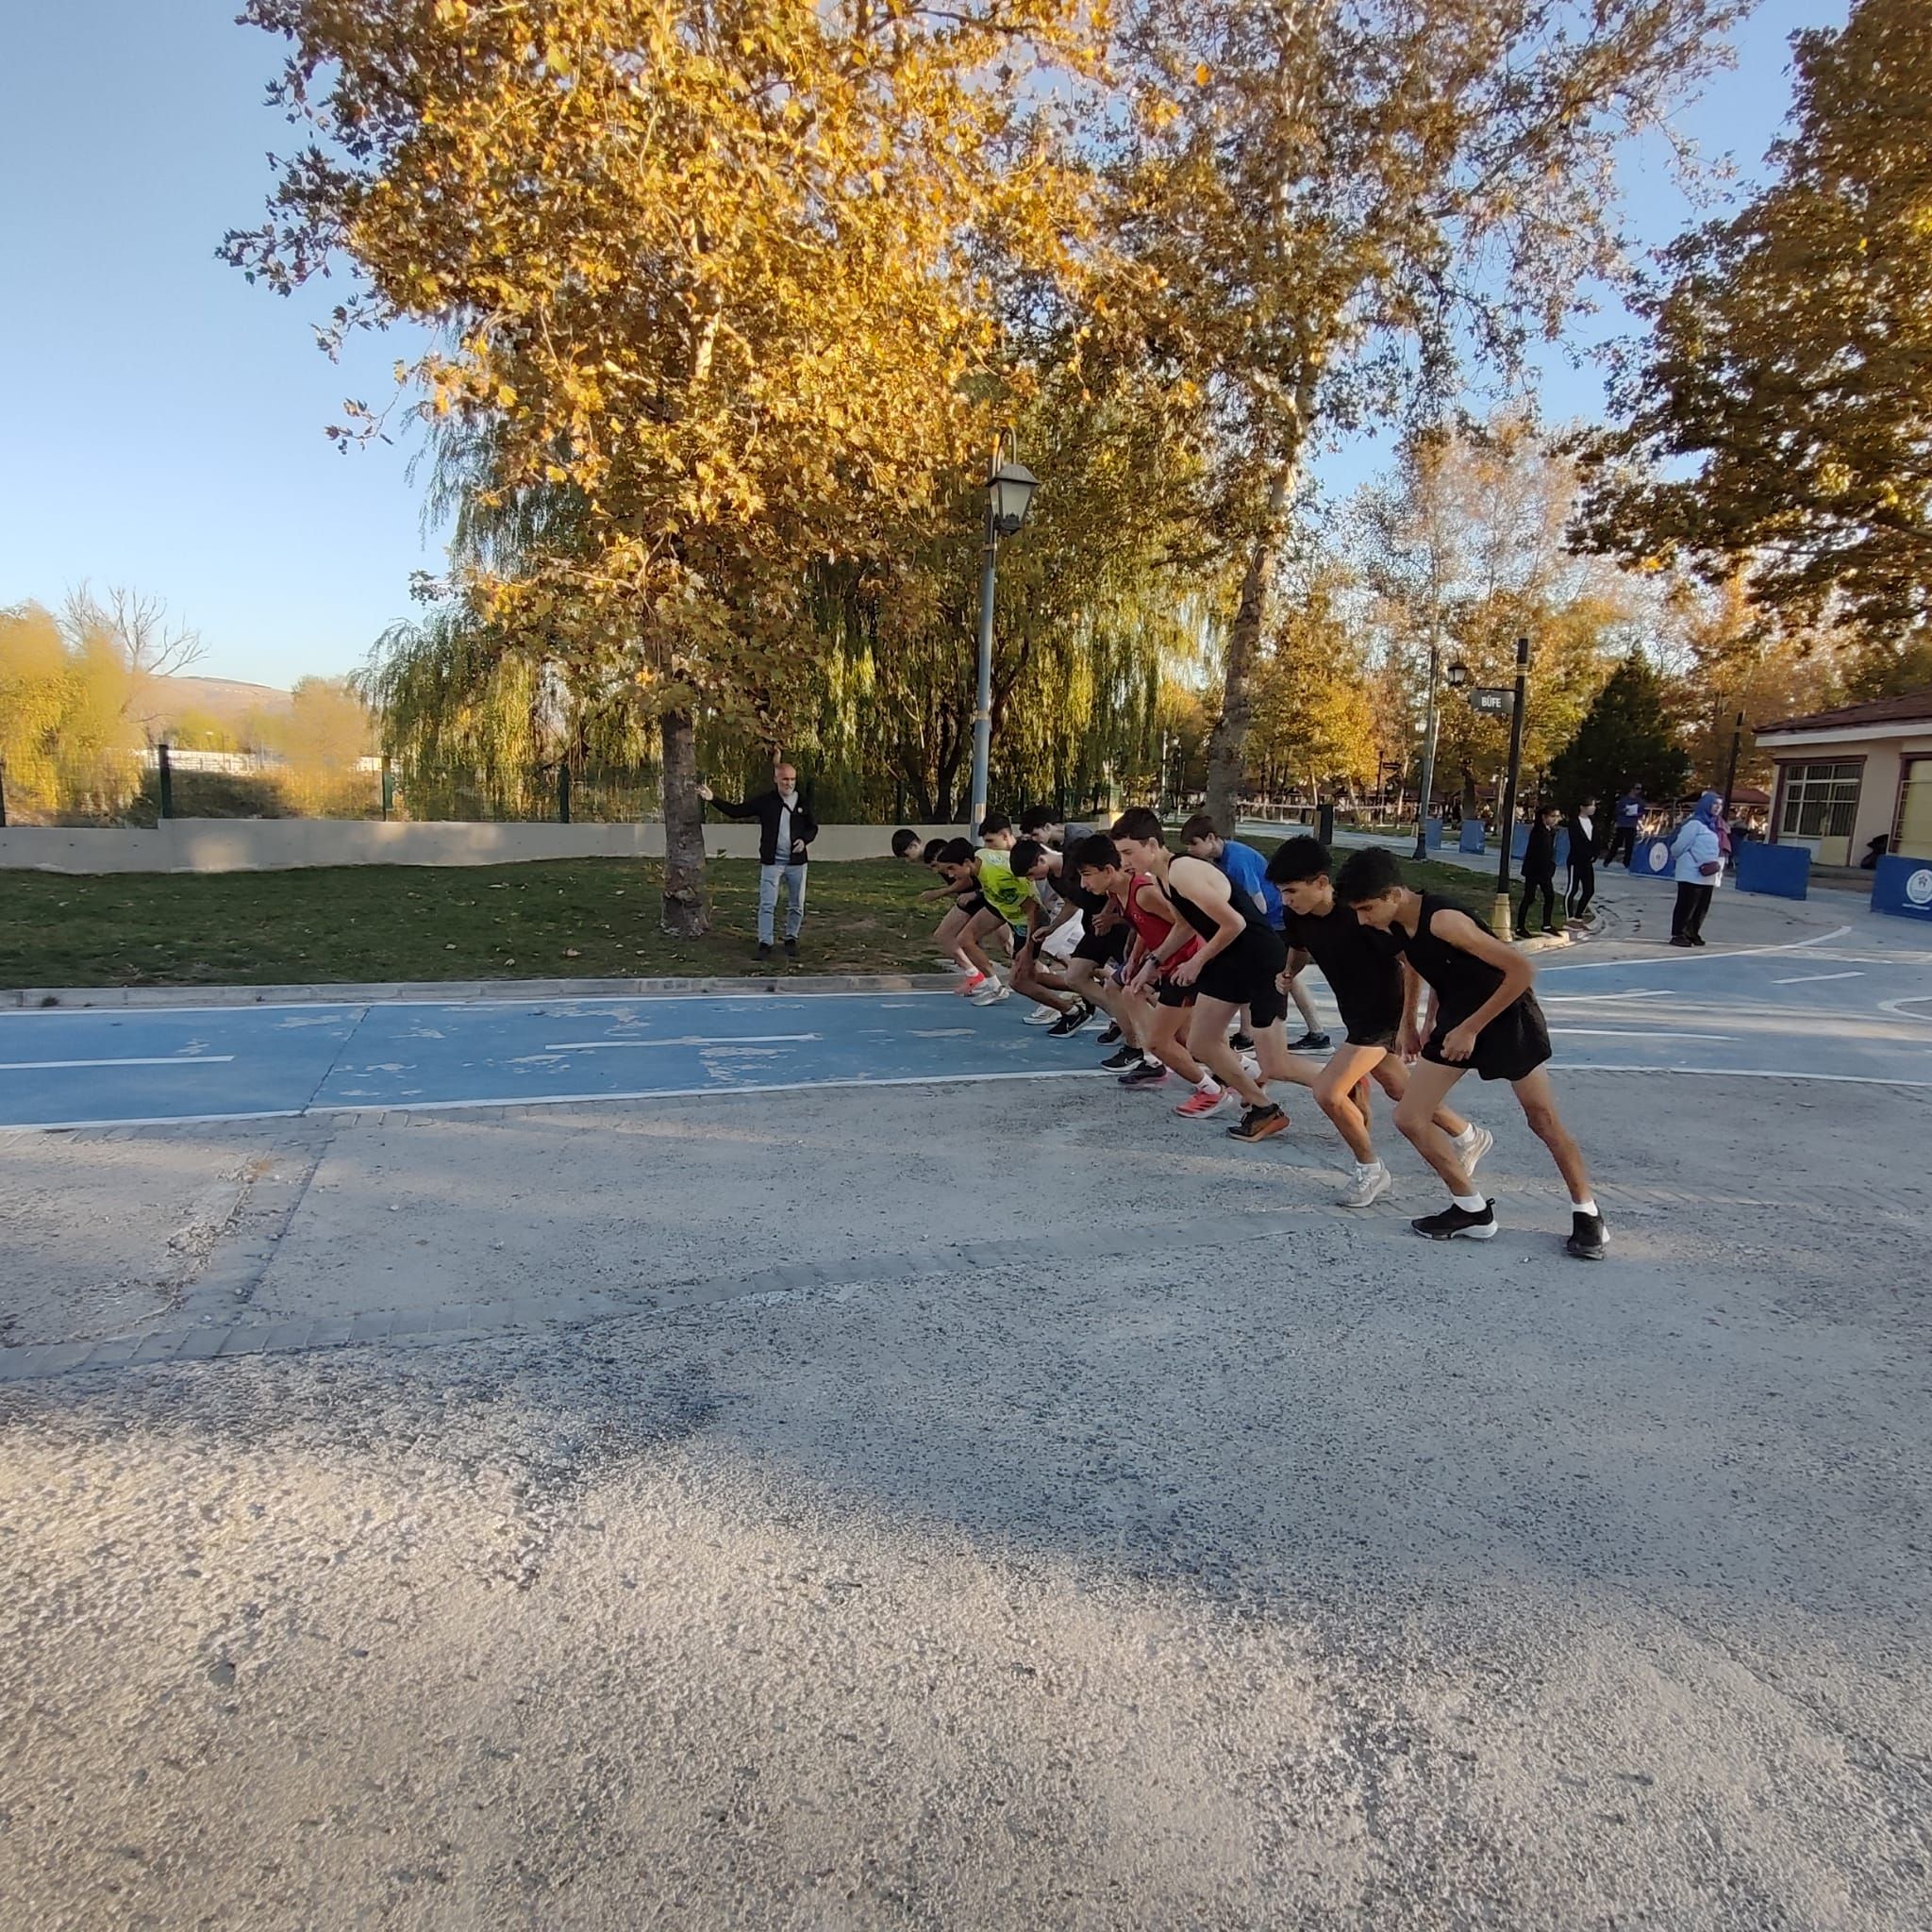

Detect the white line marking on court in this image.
[0,1055,237,1072]
[1878,997,1932,1022]
[542,1032,821,1052]
[1567,1063,1932,1091]
[1550,1030,1736,1042]
[1537,924,1854,972]
[1541,991,1672,1004]
[1772,971,1862,985]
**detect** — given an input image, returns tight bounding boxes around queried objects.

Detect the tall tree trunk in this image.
[1204,465,1292,832]
[659,708,708,937]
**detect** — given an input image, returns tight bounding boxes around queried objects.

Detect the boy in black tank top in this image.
[1335,845,1607,1259]
[1112,808,1302,1141]
[1267,836,1494,1208]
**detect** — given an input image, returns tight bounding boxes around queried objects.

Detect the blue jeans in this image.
[758,863,808,943]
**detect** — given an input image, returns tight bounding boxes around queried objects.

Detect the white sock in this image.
[1453,1192,1487,1213]
[1356,1159,1383,1178]
[1572,1197,1599,1217]
[1453,1124,1478,1145]
[1195,1074,1221,1094]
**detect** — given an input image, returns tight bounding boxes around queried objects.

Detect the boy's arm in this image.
[1397,958,1427,1059]
[1429,908,1535,1060]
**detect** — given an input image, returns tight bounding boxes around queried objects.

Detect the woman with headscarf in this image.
[1667,791,1730,947]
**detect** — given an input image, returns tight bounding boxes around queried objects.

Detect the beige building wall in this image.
[1765,728,1932,866]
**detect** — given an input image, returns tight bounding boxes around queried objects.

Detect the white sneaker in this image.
[1338,1163,1393,1209]
[971,979,1012,1006]
[1457,1125,1494,1175]
[1023,1004,1058,1025]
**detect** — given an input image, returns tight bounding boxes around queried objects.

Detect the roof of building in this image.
[1757,688,1932,736]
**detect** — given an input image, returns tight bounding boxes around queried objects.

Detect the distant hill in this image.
[147,674,293,721]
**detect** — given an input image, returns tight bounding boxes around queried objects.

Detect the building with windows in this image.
[1755,690,1932,867]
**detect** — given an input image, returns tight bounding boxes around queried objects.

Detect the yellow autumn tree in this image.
[226,0,1099,931]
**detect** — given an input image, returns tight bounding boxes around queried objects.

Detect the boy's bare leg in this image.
[1368,1055,1470,1139]
[1313,1042,1391,1163]
[1069,960,1141,1047]
[1392,1058,1478,1194]
[1511,1068,1593,1200]
[1010,947,1075,1014]
[1185,996,1270,1108]
[1286,970,1321,1035]
[959,908,1004,982]
[1145,1002,1209,1085]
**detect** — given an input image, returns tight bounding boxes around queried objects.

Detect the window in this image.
[1894,758,1932,862]
[1778,760,1862,842]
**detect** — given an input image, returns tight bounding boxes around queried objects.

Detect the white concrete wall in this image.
[0,820,966,875]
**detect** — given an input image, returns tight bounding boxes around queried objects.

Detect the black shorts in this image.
[1073,922,1128,966]
[958,892,988,919]
[1342,1023,1400,1052]
[1194,929,1288,1024]
[1422,999,1552,1083]
[1157,976,1196,1008]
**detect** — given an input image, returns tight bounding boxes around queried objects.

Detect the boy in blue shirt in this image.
[1182,815,1330,1050]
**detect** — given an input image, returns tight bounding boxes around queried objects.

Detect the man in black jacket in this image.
[1518,802,1562,938]
[697,761,819,958]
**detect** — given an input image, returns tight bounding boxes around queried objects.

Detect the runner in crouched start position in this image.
[1266,836,1492,1207]
[1335,845,1607,1258]
[1109,808,1304,1143]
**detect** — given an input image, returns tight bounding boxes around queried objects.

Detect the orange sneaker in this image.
[1225,1103,1289,1142]
[1174,1084,1232,1120]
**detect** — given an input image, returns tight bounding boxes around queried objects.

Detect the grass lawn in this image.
[0,849,1491,990]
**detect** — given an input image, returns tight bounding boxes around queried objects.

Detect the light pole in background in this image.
[968,434,1039,830]
[1411,631,1445,860]
[1721,708,1745,813]
[1492,635,1532,937]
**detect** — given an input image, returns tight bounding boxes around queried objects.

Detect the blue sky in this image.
[0,1,1844,690]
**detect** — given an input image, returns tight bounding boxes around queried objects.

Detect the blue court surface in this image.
[2,928,1930,1132]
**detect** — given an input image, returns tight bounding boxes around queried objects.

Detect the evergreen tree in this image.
[1547,657,1690,810]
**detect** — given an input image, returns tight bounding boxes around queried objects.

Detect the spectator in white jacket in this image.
[1668,791,1728,947]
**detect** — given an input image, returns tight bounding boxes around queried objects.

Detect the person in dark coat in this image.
[1519,802,1562,937]
[698,760,819,959]
[1565,796,1598,923]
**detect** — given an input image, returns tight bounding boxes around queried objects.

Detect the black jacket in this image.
[1565,814,1597,869]
[1522,822,1559,879]
[708,788,820,866]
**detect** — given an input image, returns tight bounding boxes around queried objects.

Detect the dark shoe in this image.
[1412,1200,1498,1241]
[1225,1103,1288,1142]
[1668,936,1692,947]
[1098,1021,1123,1046]
[784,937,798,958]
[756,942,773,960]
[1048,1002,1093,1038]
[1289,1030,1331,1052]
[1119,1059,1169,1088]
[1101,1042,1142,1072]
[1690,935,1708,947]
[1229,1029,1255,1052]
[1566,1211,1607,1260]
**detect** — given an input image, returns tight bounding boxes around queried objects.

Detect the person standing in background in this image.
[1518,802,1563,938]
[1605,786,1644,868]
[1668,791,1728,947]
[1565,796,1598,924]
[698,760,818,960]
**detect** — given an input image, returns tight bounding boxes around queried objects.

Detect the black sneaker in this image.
[1225,1103,1288,1142]
[1118,1059,1169,1088]
[756,942,773,961]
[1100,1042,1141,1072]
[1048,1002,1094,1038]
[1668,936,1692,947]
[1412,1201,1497,1241]
[784,937,798,958]
[1689,935,1708,947]
[1565,1211,1607,1260]
[1098,1021,1123,1046]
[1229,1029,1255,1052]
[1289,1030,1332,1052]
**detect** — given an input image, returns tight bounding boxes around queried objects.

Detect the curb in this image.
[0,971,964,1011]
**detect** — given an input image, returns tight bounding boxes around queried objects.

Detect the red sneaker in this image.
[1174,1084,1232,1120]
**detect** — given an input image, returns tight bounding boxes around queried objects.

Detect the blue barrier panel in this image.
[1510,824,1527,860]
[1733,840,1809,900]
[1632,834,1675,878]
[1424,817,1444,850]
[1511,824,1571,865]
[1872,852,1932,923]
[1458,820,1487,855]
